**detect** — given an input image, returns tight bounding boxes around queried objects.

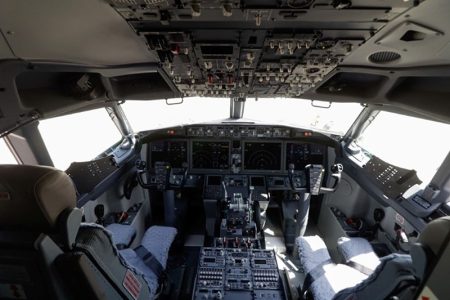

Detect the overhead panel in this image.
[106,0,413,98]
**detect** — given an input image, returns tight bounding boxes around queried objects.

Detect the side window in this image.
[0,137,18,164]
[355,111,450,185]
[38,108,122,170]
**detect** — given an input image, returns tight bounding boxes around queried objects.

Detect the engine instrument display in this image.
[192,141,230,170]
[150,141,187,168]
[244,142,282,171]
[286,143,324,170]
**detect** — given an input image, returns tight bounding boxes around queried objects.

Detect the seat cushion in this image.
[311,264,367,300]
[296,235,367,300]
[333,254,414,300]
[119,226,177,298]
[337,237,380,273]
[106,223,136,249]
[296,235,332,273]
[140,226,178,267]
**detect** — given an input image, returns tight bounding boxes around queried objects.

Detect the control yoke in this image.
[136,159,189,190]
[306,163,343,195]
[135,160,152,188]
[135,160,171,190]
[321,163,343,193]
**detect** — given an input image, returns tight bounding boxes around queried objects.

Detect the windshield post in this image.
[106,102,134,137]
[230,97,246,119]
[342,106,378,145]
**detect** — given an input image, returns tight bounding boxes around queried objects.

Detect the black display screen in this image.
[150,141,187,168]
[244,142,282,171]
[207,175,222,185]
[285,143,324,170]
[192,141,230,169]
[250,176,265,187]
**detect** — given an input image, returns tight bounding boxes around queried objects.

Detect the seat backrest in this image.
[411,216,450,280]
[0,165,151,300]
[333,216,450,300]
[55,224,152,300]
[410,216,450,299]
[0,165,78,299]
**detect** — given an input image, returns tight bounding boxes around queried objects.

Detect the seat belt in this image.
[134,245,167,282]
[302,259,333,294]
[347,260,374,276]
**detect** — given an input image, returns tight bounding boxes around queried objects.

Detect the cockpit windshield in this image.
[244,98,362,135]
[121,97,363,135]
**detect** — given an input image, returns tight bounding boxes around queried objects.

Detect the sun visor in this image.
[14,70,179,119]
[107,72,179,101]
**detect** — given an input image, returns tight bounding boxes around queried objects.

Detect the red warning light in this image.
[227,75,234,85]
[170,44,180,55]
[208,74,214,84]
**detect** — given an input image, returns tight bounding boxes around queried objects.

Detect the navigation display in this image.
[244,142,282,171]
[286,143,324,170]
[192,141,230,169]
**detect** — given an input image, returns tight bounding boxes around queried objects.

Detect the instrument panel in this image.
[149,139,325,173]
[146,125,326,172]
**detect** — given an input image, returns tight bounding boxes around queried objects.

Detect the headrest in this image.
[418,216,450,256]
[0,164,77,231]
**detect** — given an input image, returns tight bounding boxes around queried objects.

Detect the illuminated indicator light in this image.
[208,74,214,84]
[227,75,234,85]
[170,44,180,55]
[167,130,176,135]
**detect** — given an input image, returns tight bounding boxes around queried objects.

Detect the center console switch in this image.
[223,175,249,198]
[214,237,260,249]
[221,192,257,240]
[203,175,224,199]
[193,247,286,300]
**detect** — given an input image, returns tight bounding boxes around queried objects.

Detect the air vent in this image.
[401,30,427,42]
[107,0,138,5]
[107,0,166,7]
[369,51,401,64]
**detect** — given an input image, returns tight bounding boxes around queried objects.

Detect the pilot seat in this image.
[0,164,176,300]
[296,216,450,300]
